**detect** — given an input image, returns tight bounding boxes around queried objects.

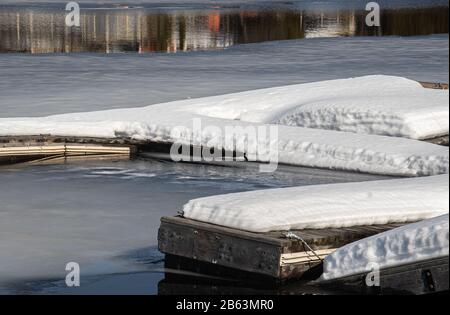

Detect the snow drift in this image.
[320,214,449,281]
[182,175,449,232]
[183,75,449,140]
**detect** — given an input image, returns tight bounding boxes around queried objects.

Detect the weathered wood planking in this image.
[318,257,449,295]
[0,145,131,156]
[0,142,133,165]
[0,135,243,166]
[158,216,406,281]
[419,81,449,90]
[0,135,142,150]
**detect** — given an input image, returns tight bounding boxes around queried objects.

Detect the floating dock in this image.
[0,144,133,165]
[0,81,448,166]
[0,131,448,166]
[0,135,244,166]
[158,216,405,281]
[0,135,148,166]
[0,136,138,165]
[419,81,449,90]
[158,216,449,295]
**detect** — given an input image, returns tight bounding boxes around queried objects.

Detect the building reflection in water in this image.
[0,7,448,54]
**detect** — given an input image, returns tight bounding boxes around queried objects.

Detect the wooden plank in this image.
[0,143,133,165]
[158,216,405,280]
[0,145,66,156]
[22,153,131,166]
[159,217,283,278]
[280,249,336,265]
[0,144,130,157]
[419,81,449,90]
[161,216,286,246]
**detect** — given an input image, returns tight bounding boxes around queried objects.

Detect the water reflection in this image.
[0,6,448,54]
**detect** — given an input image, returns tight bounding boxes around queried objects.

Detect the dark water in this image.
[0,4,448,54]
[0,158,389,294]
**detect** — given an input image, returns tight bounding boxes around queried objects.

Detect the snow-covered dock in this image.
[158,216,405,281]
[159,175,448,282]
[0,131,447,167]
[0,76,448,175]
[0,78,449,172]
[158,215,449,294]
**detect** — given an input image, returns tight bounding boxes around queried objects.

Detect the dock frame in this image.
[158,216,405,281]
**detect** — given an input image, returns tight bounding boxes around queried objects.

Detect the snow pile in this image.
[321,214,449,281]
[274,84,449,140]
[182,175,449,232]
[185,75,449,140]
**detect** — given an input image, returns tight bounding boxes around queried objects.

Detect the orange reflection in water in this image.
[0,6,447,54]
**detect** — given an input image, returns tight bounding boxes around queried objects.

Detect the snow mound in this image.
[320,214,449,281]
[182,175,449,232]
[186,75,449,140]
[275,90,449,140]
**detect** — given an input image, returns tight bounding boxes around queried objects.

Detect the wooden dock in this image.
[158,216,406,281]
[0,80,448,166]
[0,135,244,166]
[0,131,448,166]
[419,81,449,90]
[0,135,141,166]
[0,140,135,166]
[158,216,448,295]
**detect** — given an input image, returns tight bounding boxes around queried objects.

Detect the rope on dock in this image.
[284,231,323,262]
